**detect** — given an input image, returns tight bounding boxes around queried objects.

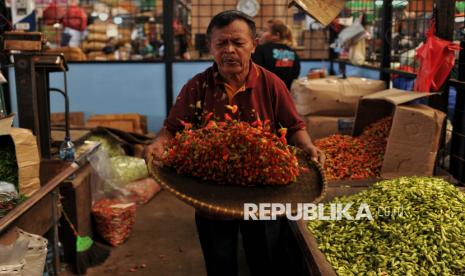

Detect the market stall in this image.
[1,0,465,275]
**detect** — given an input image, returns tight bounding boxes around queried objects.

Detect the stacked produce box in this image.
[82,23,110,61]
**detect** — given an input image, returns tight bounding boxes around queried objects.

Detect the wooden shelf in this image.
[0,140,100,234]
[0,160,78,233]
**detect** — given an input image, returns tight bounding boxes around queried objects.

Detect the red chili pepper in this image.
[204,112,214,122]
[315,117,392,181]
[160,114,300,186]
[179,119,192,130]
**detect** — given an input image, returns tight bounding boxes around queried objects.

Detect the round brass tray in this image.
[149,150,327,218]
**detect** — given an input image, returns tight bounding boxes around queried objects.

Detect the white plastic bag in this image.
[331,20,365,49]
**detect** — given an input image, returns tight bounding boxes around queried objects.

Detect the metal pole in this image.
[450,40,465,184]
[429,0,456,113]
[379,0,392,83]
[163,0,175,115]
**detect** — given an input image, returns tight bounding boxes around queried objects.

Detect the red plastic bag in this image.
[92,199,136,246]
[62,5,87,31]
[414,20,460,92]
[43,2,65,25]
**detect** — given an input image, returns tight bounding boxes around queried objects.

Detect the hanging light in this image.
[113,16,123,25]
[98,13,109,21]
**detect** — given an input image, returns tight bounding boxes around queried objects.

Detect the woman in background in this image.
[252,19,300,90]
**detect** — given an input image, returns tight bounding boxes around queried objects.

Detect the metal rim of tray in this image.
[149,149,328,218]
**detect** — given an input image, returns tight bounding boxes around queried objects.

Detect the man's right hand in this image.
[144,140,165,168]
[144,127,174,168]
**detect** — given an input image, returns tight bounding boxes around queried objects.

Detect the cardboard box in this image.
[291,77,386,116]
[50,112,85,127]
[303,115,354,140]
[86,113,147,134]
[353,89,446,178]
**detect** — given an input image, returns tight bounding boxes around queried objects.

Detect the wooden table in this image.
[0,160,79,234]
[0,160,79,273]
[0,140,100,275]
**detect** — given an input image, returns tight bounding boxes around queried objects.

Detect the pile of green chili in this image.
[308,177,465,275]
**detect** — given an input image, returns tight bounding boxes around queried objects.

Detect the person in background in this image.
[102,37,117,55]
[174,24,191,60]
[138,37,154,59]
[145,10,324,276]
[252,19,300,90]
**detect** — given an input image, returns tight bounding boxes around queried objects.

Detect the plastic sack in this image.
[0,181,19,218]
[414,21,461,92]
[87,134,126,157]
[92,199,136,246]
[0,181,18,203]
[125,178,161,205]
[331,20,365,49]
[109,156,148,185]
[88,148,128,198]
[42,2,65,25]
[62,5,87,31]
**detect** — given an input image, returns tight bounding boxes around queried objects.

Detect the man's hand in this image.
[289,129,325,165]
[144,127,173,168]
[144,140,165,167]
[300,142,325,165]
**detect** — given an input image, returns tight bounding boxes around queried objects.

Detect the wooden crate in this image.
[50,112,85,127]
[86,113,147,134]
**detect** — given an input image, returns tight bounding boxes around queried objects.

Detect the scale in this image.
[4,32,73,160]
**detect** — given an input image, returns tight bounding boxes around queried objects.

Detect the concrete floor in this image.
[74,191,250,276]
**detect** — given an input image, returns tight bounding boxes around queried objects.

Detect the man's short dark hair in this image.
[206,10,256,41]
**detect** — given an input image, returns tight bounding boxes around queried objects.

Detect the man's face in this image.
[209,20,257,77]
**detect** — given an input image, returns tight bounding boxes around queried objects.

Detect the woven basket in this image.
[0,261,25,276]
[149,149,327,218]
[19,230,48,276]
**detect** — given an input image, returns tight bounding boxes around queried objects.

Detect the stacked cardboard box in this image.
[291,77,386,140]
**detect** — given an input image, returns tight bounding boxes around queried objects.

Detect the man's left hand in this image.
[301,143,325,165]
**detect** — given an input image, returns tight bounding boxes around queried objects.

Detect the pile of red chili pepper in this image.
[315,117,392,181]
[160,106,300,186]
[92,198,136,246]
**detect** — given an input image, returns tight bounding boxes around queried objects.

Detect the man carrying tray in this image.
[145,10,324,276]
